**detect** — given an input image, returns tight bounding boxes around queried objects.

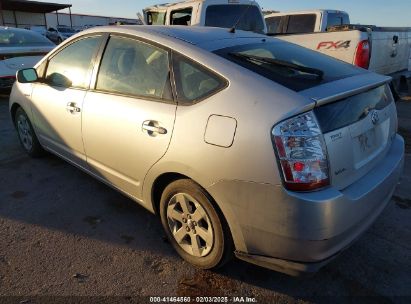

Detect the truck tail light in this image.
[354,40,370,69]
[272,111,330,192]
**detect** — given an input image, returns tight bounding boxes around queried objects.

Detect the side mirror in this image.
[16,68,38,83]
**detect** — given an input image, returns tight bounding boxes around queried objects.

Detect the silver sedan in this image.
[9,26,404,276]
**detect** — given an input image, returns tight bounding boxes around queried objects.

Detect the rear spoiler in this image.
[300,73,392,106]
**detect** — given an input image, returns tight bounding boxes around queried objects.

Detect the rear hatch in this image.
[301,74,397,190]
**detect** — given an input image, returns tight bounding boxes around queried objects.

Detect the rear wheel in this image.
[15,107,44,157]
[160,179,233,269]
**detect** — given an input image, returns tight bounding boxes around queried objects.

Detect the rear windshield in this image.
[287,14,316,33]
[205,5,265,33]
[214,41,362,91]
[0,29,53,47]
[326,13,350,29]
[266,16,282,34]
[314,85,393,133]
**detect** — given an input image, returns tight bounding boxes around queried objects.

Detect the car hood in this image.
[0,55,45,76]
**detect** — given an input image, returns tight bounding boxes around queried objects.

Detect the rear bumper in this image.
[208,135,404,274]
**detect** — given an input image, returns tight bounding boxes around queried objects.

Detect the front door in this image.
[82,35,176,200]
[30,35,103,166]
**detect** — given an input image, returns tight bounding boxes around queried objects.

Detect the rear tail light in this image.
[354,40,370,69]
[272,111,330,192]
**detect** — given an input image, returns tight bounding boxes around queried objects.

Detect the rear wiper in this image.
[228,52,324,80]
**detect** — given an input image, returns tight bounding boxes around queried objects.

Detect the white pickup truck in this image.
[142,3,410,92]
[265,10,411,83]
[143,0,266,33]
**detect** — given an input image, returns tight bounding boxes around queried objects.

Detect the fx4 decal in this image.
[317,40,351,50]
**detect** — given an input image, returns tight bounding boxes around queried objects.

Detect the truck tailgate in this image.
[369,29,411,75]
[277,30,365,66]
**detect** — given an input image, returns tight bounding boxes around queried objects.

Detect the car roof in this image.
[85,25,267,48]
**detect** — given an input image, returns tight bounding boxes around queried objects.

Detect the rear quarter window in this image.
[173,52,227,104]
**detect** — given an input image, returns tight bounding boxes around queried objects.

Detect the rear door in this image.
[82,35,176,200]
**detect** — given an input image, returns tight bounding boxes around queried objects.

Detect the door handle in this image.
[142,120,167,136]
[66,102,81,114]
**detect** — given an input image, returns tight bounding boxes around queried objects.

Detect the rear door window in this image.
[205,5,265,33]
[146,11,166,25]
[286,14,316,33]
[96,36,172,100]
[170,7,193,25]
[173,53,227,103]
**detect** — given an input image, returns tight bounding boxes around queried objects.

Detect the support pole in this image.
[0,1,4,26]
[69,6,73,29]
[13,10,17,27]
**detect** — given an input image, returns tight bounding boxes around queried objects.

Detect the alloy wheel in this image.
[17,114,33,152]
[167,193,214,257]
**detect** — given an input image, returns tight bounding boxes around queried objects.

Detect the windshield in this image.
[205,5,265,33]
[0,28,54,47]
[214,40,363,91]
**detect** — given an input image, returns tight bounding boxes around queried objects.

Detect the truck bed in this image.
[272,25,411,75]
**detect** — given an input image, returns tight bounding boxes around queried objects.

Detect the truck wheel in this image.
[160,179,233,269]
[15,107,44,157]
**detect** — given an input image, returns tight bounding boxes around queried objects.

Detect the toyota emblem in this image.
[371,111,379,125]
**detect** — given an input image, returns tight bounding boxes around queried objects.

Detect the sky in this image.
[45,0,411,27]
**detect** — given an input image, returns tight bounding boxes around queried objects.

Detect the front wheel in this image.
[15,107,44,157]
[160,179,233,269]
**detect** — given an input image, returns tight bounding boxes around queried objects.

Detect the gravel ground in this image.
[0,95,410,304]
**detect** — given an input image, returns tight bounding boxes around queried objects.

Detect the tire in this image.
[15,107,44,157]
[160,179,233,269]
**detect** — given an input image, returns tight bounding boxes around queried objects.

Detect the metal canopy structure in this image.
[0,0,71,13]
[0,0,73,28]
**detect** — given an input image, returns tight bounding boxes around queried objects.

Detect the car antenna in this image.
[229,1,253,33]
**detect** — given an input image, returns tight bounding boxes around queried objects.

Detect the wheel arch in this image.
[10,102,22,126]
[146,169,243,252]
